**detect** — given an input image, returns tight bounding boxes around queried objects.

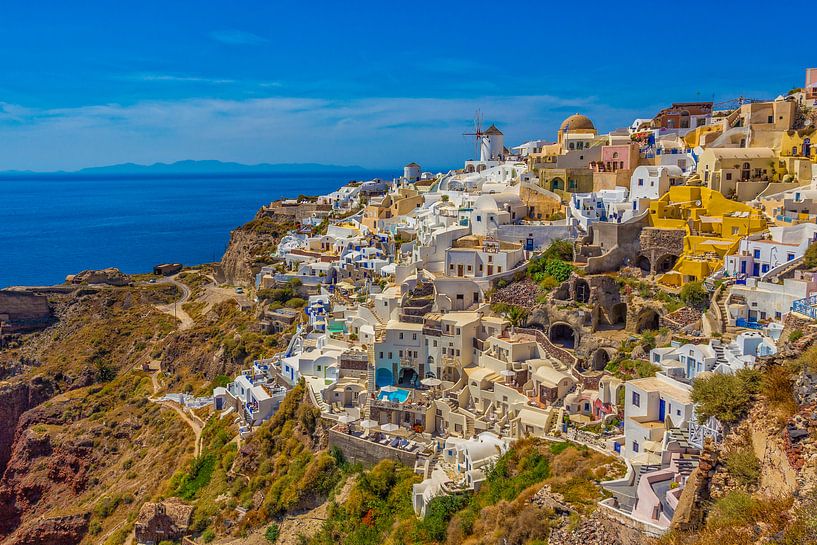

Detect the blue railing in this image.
[793,294,817,320]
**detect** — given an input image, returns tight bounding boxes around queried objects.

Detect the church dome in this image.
[559,114,595,132]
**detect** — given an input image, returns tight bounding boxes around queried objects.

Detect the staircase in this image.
[712,344,728,367]
[465,418,475,438]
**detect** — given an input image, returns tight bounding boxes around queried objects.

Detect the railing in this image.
[792,294,817,320]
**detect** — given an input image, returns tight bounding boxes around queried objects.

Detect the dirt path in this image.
[155,276,194,330]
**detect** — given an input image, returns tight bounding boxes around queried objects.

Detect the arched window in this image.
[612,152,619,159]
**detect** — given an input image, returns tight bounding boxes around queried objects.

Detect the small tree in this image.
[265,523,280,543]
[504,305,528,336]
[805,242,817,269]
[680,281,710,311]
[691,368,760,425]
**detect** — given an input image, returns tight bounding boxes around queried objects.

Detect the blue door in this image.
[753,263,760,276]
[659,399,666,422]
[740,261,746,274]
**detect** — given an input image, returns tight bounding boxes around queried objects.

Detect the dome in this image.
[560,114,595,132]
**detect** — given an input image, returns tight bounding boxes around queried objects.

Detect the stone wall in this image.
[639,228,685,274]
[582,214,649,274]
[0,292,54,333]
[327,428,417,467]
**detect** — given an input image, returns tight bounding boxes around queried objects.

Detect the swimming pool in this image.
[378,388,410,403]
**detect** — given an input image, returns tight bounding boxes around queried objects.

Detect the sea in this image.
[0,171,393,288]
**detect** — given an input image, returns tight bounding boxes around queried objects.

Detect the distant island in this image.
[0,159,371,179]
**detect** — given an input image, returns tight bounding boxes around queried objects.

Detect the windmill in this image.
[462,109,485,160]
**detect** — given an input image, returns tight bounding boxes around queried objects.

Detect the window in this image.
[753,249,761,259]
[732,227,740,235]
[379,352,383,359]
[388,352,392,359]
[638,178,644,186]
[399,332,404,339]
[726,172,732,181]
[632,392,641,407]
[632,441,639,453]
[476,215,482,222]
[412,333,417,340]
[775,312,782,319]
[788,253,795,261]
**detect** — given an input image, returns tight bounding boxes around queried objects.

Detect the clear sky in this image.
[0,0,813,171]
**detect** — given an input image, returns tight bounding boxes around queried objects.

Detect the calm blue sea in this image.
[0,172,392,287]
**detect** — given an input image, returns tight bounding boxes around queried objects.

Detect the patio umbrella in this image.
[499,369,516,377]
[360,419,378,429]
[421,377,442,387]
[380,423,400,433]
[381,385,398,393]
[338,414,357,424]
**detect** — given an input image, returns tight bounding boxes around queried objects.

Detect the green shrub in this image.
[680,281,709,311]
[200,528,216,543]
[805,241,817,268]
[285,297,306,309]
[788,329,803,343]
[691,368,760,424]
[725,445,760,487]
[265,523,280,543]
[420,494,470,541]
[171,453,217,500]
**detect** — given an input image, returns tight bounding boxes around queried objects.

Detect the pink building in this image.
[593,143,639,173]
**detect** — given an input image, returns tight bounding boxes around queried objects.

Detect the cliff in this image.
[219,212,296,286]
[0,291,55,333]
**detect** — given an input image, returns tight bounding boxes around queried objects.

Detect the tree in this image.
[691,368,760,424]
[504,305,528,335]
[805,241,817,269]
[680,281,710,311]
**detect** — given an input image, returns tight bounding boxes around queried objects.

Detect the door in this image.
[659,399,666,422]
[740,261,746,274]
[752,263,760,276]
[487,265,493,275]
[457,264,463,276]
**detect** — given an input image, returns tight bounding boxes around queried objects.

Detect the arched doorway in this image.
[549,323,576,349]
[550,178,565,191]
[575,279,590,303]
[591,349,610,371]
[398,367,419,387]
[655,254,678,273]
[637,256,651,274]
[609,303,627,328]
[741,162,750,181]
[376,368,394,388]
[636,308,660,333]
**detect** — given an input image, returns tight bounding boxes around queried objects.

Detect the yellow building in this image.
[648,186,767,285]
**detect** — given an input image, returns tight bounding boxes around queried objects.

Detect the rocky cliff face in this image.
[0,291,55,333]
[0,376,57,477]
[219,213,296,286]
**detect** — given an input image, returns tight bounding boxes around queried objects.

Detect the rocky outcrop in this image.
[70,267,131,286]
[0,377,57,477]
[0,292,54,333]
[219,213,294,286]
[2,514,89,545]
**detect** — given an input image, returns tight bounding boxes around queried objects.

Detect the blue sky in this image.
[0,0,813,171]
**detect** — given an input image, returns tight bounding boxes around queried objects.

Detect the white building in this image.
[622,374,693,463]
[630,165,684,204]
[725,223,817,278]
[728,273,817,323]
[480,125,505,161]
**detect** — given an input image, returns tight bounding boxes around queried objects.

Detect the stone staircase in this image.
[712,343,728,367]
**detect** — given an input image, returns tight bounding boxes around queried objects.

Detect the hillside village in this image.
[2,67,817,545]
[213,68,817,537]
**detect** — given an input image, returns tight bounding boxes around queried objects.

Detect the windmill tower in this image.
[462,110,485,161]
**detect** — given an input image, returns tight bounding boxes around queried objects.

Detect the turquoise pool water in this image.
[378,389,410,403]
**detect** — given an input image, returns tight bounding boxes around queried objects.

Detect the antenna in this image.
[462,109,484,160]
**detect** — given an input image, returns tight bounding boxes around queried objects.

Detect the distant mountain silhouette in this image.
[0,160,370,177]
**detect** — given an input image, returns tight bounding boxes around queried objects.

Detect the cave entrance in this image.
[549,323,577,349]
[636,309,660,333]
